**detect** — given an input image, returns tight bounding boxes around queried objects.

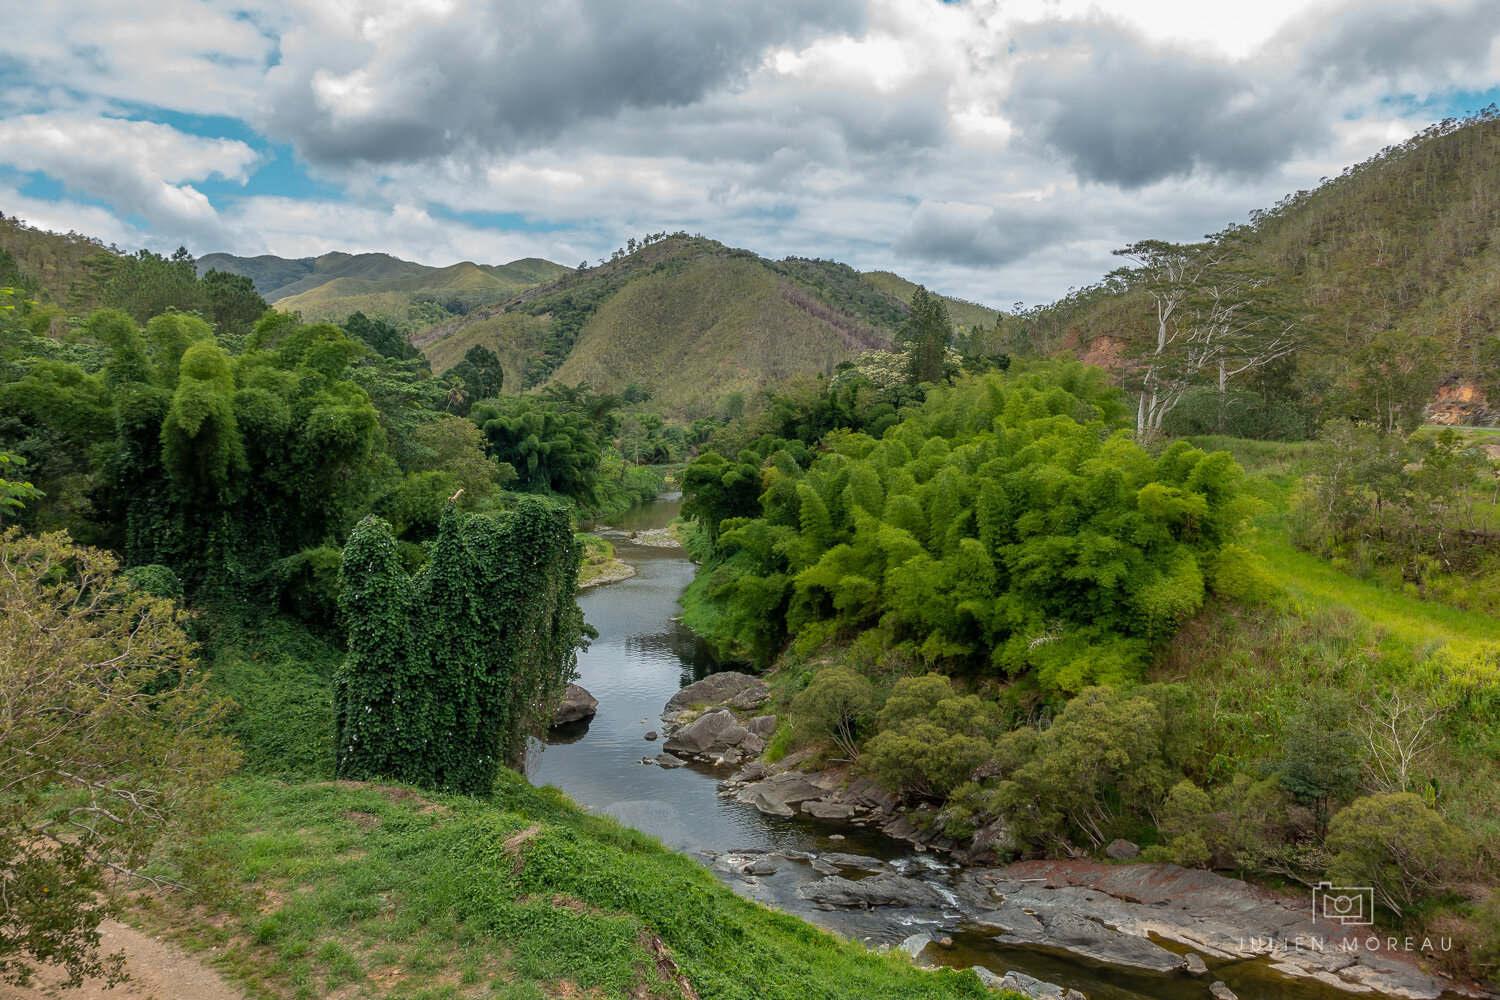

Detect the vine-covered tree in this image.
[334,500,585,795]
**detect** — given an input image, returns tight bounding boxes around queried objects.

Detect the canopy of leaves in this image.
[0,528,238,988]
[682,362,1257,688]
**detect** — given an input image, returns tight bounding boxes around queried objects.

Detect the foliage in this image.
[1326,793,1470,916]
[0,451,41,519]
[471,397,604,501]
[792,665,876,760]
[0,529,239,988]
[342,310,423,363]
[334,501,585,795]
[683,364,1254,684]
[897,286,954,385]
[996,685,1182,850]
[866,674,999,799]
[1290,421,1500,587]
[1267,690,1364,837]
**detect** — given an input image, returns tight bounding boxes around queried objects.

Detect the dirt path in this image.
[9,919,244,1000]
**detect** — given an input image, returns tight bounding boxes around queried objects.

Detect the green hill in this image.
[861,270,1002,330]
[195,250,574,330]
[0,213,118,304]
[1008,110,1500,426]
[416,236,972,414]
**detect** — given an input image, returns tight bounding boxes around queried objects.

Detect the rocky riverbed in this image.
[651,672,1488,1000]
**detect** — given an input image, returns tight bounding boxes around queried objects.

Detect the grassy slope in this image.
[137,777,994,1000]
[861,271,1002,331]
[162,609,999,1000]
[421,311,551,385]
[197,251,574,329]
[549,257,891,412]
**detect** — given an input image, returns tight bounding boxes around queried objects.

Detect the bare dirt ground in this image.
[9,919,243,1000]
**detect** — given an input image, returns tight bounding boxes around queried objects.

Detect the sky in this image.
[1,0,1497,307]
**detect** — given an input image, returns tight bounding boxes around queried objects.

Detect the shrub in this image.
[866,674,999,799]
[792,665,876,760]
[1326,793,1470,917]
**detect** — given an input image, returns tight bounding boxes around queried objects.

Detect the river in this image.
[526,494,1392,1000]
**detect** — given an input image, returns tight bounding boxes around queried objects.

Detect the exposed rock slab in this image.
[797,873,945,909]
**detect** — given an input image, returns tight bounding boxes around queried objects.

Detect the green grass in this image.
[1253,529,1500,654]
[140,777,1001,1000]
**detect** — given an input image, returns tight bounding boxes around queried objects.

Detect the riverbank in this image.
[651,673,1486,1000]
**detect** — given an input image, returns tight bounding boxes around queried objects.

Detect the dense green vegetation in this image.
[680,356,1500,984]
[132,778,1000,1000]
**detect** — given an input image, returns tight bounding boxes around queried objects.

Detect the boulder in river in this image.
[553,683,598,725]
[665,671,766,713]
[1184,953,1208,976]
[734,772,828,817]
[1209,983,1237,1000]
[796,872,945,908]
[994,970,1087,1000]
[662,709,736,754]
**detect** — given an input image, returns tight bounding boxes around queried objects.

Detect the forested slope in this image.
[419,234,909,413]
[1006,110,1500,428]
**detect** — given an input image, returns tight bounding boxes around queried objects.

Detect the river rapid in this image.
[525,494,1412,1000]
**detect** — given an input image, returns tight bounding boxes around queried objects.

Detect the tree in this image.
[200,269,267,337]
[898,286,953,385]
[866,674,999,799]
[793,665,876,760]
[0,529,238,988]
[1345,331,1439,434]
[1112,236,1298,441]
[1270,691,1363,837]
[1327,794,1469,916]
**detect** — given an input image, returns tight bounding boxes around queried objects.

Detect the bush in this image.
[1326,793,1470,917]
[792,665,876,759]
[865,674,998,799]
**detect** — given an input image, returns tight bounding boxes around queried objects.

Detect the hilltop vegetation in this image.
[419,234,917,413]
[1004,109,1500,432]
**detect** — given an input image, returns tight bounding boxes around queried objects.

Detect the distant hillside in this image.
[196,250,573,330]
[416,236,921,413]
[861,270,1002,330]
[1010,111,1500,423]
[0,213,116,304]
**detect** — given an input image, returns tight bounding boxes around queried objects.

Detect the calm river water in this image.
[526,494,1369,1000]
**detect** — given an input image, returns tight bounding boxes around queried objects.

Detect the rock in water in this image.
[898,932,931,958]
[665,671,766,713]
[997,970,1087,1000]
[553,683,598,725]
[1184,953,1209,976]
[1209,983,1237,1000]
[662,709,735,754]
[796,873,944,908]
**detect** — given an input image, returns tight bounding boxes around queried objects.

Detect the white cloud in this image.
[1,0,1498,304]
[0,115,257,246]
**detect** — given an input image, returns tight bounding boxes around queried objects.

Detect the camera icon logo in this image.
[1312,883,1375,926]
